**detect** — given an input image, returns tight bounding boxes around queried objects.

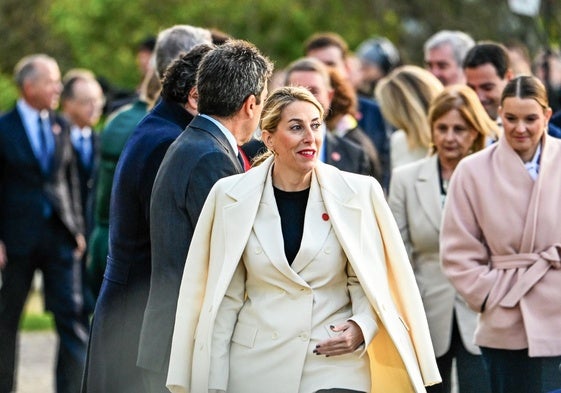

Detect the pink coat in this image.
[440,135,561,357]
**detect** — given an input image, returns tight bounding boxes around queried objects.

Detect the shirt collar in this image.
[199,114,238,152]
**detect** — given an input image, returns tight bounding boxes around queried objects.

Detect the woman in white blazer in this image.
[388,85,496,393]
[166,87,440,393]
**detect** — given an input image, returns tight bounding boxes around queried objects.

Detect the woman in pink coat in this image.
[441,75,561,393]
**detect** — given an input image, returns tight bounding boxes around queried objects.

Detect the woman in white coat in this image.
[166,87,440,393]
[388,85,496,393]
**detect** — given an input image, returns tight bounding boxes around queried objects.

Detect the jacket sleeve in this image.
[387,168,413,263]
[166,186,218,393]
[369,180,441,388]
[208,259,246,390]
[347,261,378,356]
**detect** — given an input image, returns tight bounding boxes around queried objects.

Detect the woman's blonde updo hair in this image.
[428,84,497,154]
[253,86,324,165]
[261,86,324,133]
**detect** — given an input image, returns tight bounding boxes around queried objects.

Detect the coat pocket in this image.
[231,322,258,348]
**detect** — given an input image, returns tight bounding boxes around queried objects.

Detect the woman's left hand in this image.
[313,320,364,357]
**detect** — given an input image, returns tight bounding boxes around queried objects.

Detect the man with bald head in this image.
[0,54,87,393]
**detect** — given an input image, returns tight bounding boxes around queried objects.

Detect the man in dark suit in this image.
[138,39,273,391]
[0,54,88,393]
[60,72,105,315]
[61,71,105,236]
[82,26,212,393]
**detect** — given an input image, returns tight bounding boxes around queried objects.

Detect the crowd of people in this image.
[0,23,560,393]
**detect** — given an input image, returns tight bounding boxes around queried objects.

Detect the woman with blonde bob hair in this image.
[389,84,494,393]
[375,65,443,169]
[166,86,441,393]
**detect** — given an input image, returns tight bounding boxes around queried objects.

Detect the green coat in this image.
[87,99,148,297]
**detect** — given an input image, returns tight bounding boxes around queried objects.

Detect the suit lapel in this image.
[291,172,332,274]
[48,115,65,176]
[252,164,307,283]
[315,163,363,268]
[190,115,244,172]
[12,109,44,174]
[414,155,441,232]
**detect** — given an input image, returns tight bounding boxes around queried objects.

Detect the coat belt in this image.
[491,244,561,307]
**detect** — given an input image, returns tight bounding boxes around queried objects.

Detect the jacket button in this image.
[299,332,309,341]
[255,247,262,254]
[272,331,279,339]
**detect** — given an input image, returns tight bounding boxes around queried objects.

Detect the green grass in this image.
[20,313,54,331]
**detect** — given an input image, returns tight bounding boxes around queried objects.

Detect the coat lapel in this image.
[12,108,45,175]
[495,136,540,252]
[251,162,308,284]
[415,155,441,232]
[519,135,557,251]
[291,171,332,274]
[314,163,363,268]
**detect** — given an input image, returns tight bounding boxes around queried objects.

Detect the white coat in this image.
[167,156,441,393]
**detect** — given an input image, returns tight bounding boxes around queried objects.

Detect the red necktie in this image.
[237,146,251,172]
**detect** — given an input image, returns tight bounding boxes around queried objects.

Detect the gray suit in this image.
[388,155,479,356]
[138,115,243,376]
[388,155,490,393]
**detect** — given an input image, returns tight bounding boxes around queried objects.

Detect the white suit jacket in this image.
[167,156,441,393]
[208,166,377,393]
[388,155,480,356]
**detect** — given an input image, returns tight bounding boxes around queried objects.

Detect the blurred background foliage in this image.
[0,0,559,111]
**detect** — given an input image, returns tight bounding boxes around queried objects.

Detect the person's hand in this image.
[73,234,86,261]
[313,320,365,357]
[0,241,7,270]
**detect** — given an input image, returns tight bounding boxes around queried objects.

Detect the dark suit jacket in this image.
[87,100,149,297]
[73,130,99,236]
[324,131,373,176]
[551,110,561,130]
[357,96,390,187]
[343,126,382,181]
[137,114,243,373]
[0,107,83,256]
[83,99,193,393]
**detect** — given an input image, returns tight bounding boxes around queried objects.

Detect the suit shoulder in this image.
[0,107,19,127]
[455,144,495,173]
[392,157,426,178]
[334,165,382,189]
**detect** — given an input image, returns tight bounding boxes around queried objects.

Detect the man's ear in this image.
[186,86,199,112]
[243,94,257,118]
[505,68,515,82]
[327,88,335,104]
